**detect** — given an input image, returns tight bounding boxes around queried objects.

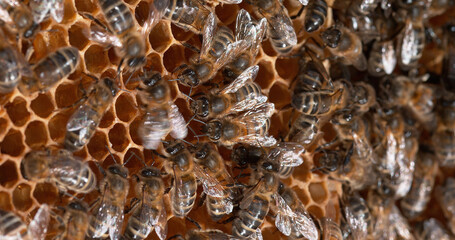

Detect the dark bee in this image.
[304,0,328,33]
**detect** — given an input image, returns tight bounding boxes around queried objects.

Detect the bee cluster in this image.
[0,0,455,239]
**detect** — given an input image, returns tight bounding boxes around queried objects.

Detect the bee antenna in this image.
[62,191,82,201]
[194,134,207,138]
[168,78,180,82]
[310,166,326,172]
[105,145,118,164]
[128,151,147,167]
[187,125,200,143]
[181,138,194,147]
[193,118,207,125]
[116,58,125,81]
[186,114,197,127]
[124,68,138,86]
[181,92,194,101]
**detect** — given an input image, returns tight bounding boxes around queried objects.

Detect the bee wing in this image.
[29,0,51,23]
[381,40,396,74]
[268,142,305,167]
[239,179,263,209]
[108,200,125,240]
[215,39,249,71]
[169,103,188,140]
[237,135,277,147]
[200,12,217,58]
[305,49,332,87]
[293,205,318,240]
[84,24,123,48]
[298,0,309,5]
[27,204,50,240]
[0,7,12,24]
[235,9,253,42]
[268,14,297,46]
[142,0,168,36]
[253,228,263,240]
[202,229,237,240]
[250,18,267,59]
[220,65,259,94]
[140,108,171,150]
[273,193,293,236]
[153,199,168,240]
[194,163,226,198]
[236,102,275,120]
[50,0,64,23]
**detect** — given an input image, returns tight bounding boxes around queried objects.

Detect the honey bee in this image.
[416,218,454,240]
[321,26,367,71]
[20,149,97,194]
[0,204,50,240]
[65,77,119,152]
[0,0,40,38]
[319,217,343,240]
[397,14,425,70]
[189,143,234,221]
[87,162,130,240]
[350,82,376,114]
[53,200,90,240]
[432,129,455,167]
[190,65,267,120]
[287,114,321,146]
[123,166,167,240]
[232,158,280,238]
[29,0,64,23]
[171,228,236,240]
[18,46,80,95]
[368,39,396,77]
[436,177,455,232]
[246,0,297,55]
[293,47,333,93]
[163,141,198,218]
[201,102,276,147]
[341,192,372,239]
[400,148,438,219]
[223,10,267,80]
[0,29,33,94]
[174,12,249,87]
[137,71,187,150]
[156,0,212,34]
[303,0,328,33]
[274,183,318,240]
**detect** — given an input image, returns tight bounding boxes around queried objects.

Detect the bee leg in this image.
[93,161,107,177]
[167,234,185,240]
[197,192,206,208]
[124,198,140,214]
[290,5,305,20]
[79,12,113,35]
[164,177,174,194]
[217,215,236,224]
[181,42,200,54]
[185,216,202,230]
[49,209,65,239]
[152,150,168,160]
[88,198,100,211]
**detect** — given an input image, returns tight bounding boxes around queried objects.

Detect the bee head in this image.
[191,143,209,160]
[68,201,88,212]
[23,22,40,39]
[231,145,261,167]
[190,96,209,118]
[179,68,200,87]
[320,27,341,48]
[143,72,162,87]
[108,164,129,178]
[21,152,49,180]
[164,141,185,155]
[147,81,169,103]
[140,167,161,178]
[260,159,279,173]
[103,78,118,97]
[202,120,222,141]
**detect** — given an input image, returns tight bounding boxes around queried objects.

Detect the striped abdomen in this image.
[232,82,263,104]
[161,0,210,34]
[399,20,425,69]
[368,40,396,77]
[400,176,433,219]
[291,91,338,115]
[98,0,134,35]
[288,114,319,145]
[209,26,235,59]
[0,47,21,94]
[232,195,269,238]
[139,107,171,150]
[432,130,455,166]
[124,205,161,239]
[304,0,327,33]
[321,218,343,240]
[54,163,97,193]
[31,47,79,92]
[206,195,231,221]
[0,210,27,239]
[171,173,197,217]
[278,165,293,178]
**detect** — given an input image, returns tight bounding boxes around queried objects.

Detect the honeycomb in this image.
[0,0,453,239]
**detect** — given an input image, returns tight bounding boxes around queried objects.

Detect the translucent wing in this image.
[293,206,318,240]
[203,229,238,239]
[381,40,396,74]
[169,103,188,140]
[200,13,216,58]
[49,156,97,193]
[84,24,123,48]
[215,40,249,71]
[0,0,13,23]
[268,142,305,167]
[240,180,263,209]
[108,199,125,240]
[27,204,50,240]
[236,102,275,121]
[66,104,99,142]
[142,0,169,36]
[298,0,309,5]
[194,163,226,198]
[217,0,242,3]
[253,228,263,240]
[171,165,187,216]
[268,13,297,47]
[305,48,332,88]
[154,200,168,240]
[0,0,19,6]
[273,194,293,236]
[139,108,171,150]
[250,18,267,58]
[237,135,277,147]
[29,0,50,23]
[235,9,253,42]
[50,0,64,23]
[390,205,414,240]
[221,65,259,94]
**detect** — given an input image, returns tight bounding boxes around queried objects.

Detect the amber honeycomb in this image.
[0,0,452,239]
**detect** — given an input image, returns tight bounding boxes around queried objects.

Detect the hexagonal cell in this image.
[215,4,239,25]
[309,182,328,204]
[48,112,71,142]
[46,26,69,50]
[101,152,121,168]
[5,97,31,127]
[170,24,194,42]
[69,22,90,50]
[124,148,145,169]
[0,192,13,211]
[1,129,25,157]
[163,44,186,73]
[87,131,109,160]
[33,182,58,205]
[0,160,19,188]
[146,53,164,74]
[109,123,129,152]
[134,1,150,26]
[25,121,48,149]
[150,22,173,53]
[130,116,143,145]
[0,118,7,137]
[12,183,33,212]
[275,57,299,81]
[261,39,278,57]
[292,185,311,206]
[74,0,98,13]
[54,82,83,109]
[30,93,54,118]
[269,83,291,110]
[85,45,110,73]
[108,47,121,66]
[307,205,324,219]
[99,107,115,128]
[31,34,49,62]
[61,0,77,23]
[115,93,138,122]
[256,61,276,90]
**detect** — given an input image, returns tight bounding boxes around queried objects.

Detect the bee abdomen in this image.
[210,27,235,59]
[0,211,27,237]
[98,0,134,35]
[278,165,294,178]
[0,48,21,94]
[304,0,327,33]
[232,196,268,238]
[207,196,230,221]
[124,208,157,240]
[171,176,197,217]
